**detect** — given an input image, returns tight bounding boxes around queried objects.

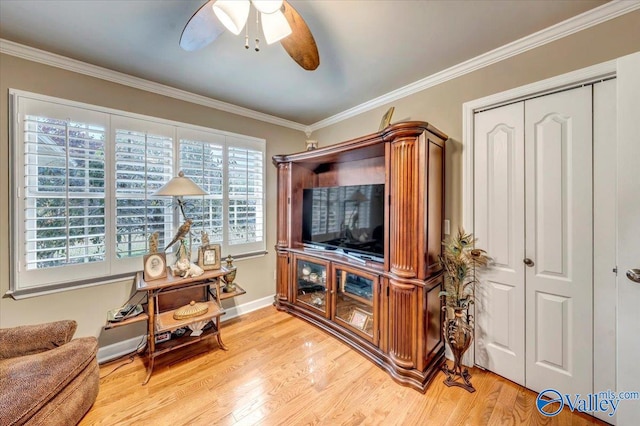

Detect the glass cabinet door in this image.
[334,266,377,342]
[294,255,329,316]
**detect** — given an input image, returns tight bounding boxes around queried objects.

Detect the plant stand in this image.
[442,308,476,393]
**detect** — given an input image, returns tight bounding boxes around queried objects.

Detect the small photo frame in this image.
[143,252,167,281]
[349,307,372,331]
[198,244,221,270]
[378,106,395,131]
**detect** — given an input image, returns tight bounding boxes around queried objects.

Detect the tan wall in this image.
[313,11,640,238]
[0,54,305,345]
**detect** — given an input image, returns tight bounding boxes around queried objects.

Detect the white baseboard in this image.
[220,294,274,321]
[97,294,275,364]
[97,335,146,364]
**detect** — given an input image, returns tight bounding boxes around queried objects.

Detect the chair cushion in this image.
[0,337,98,426]
[0,320,77,359]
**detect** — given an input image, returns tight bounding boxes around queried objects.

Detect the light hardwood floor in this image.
[83,306,606,425]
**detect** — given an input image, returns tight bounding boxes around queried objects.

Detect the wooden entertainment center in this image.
[273,121,447,392]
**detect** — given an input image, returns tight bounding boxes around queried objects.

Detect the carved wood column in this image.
[276,163,291,249]
[389,137,419,278]
[276,251,289,303]
[388,278,418,369]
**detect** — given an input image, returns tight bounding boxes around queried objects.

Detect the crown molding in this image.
[308,0,640,132]
[0,39,308,132]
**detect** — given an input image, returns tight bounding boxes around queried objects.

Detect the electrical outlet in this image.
[444,219,451,235]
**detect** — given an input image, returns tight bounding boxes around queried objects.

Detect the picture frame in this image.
[143,252,167,281]
[378,106,395,131]
[198,244,221,270]
[349,307,372,331]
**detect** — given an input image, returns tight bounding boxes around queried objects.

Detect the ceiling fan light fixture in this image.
[212,0,250,35]
[261,10,292,45]
[251,0,283,14]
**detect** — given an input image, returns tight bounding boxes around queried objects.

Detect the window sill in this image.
[6,251,269,300]
[6,273,136,300]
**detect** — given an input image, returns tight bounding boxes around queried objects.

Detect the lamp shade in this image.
[213,0,250,35]
[154,171,207,197]
[261,9,292,44]
[348,189,369,202]
[252,0,283,14]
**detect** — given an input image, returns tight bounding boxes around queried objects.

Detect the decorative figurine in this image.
[149,232,159,254]
[165,218,193,251]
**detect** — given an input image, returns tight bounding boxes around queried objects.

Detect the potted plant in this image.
[439,229,489,392]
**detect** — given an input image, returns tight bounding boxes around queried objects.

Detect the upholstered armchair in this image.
[0,320,99,426]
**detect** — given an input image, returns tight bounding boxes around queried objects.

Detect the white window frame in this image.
[9,89,266,298]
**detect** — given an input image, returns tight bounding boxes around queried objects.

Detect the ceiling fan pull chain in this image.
[255,9,260,52]
[244,19,249,49]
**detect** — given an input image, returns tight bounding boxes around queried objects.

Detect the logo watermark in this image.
[536,388,640,417]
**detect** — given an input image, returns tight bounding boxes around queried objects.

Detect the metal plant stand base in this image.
[442,361,475,393]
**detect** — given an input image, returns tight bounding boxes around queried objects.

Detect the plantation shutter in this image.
[226,137,265,254]
[178,129,225,246]
[113,116,174,264]
[179,131,265,255]
[16,97,110,289]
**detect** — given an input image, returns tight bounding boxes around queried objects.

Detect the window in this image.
[10,91,265,297]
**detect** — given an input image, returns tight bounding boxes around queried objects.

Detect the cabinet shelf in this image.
[155,301,224,334]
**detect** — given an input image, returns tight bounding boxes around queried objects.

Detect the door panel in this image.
[532,114,569,278]
[474,102,526,385]
[525,86,592,396]
[535,292,570,370]
[616,51,640,425]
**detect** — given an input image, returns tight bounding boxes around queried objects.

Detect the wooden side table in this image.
[106,267,245,384]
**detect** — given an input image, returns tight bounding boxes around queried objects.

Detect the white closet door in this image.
[474,102,526,385]
[524,86,593,396]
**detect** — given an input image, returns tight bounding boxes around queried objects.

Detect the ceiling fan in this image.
[180,0,319,71]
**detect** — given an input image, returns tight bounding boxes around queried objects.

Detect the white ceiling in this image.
[0,0,611,126]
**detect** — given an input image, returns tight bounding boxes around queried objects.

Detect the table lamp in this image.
[153,171,207,260]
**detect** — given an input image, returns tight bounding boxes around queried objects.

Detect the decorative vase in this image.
[442,307,475,392]
[222,255,237,293]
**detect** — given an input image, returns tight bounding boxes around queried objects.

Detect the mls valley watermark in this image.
[537,388,640,417]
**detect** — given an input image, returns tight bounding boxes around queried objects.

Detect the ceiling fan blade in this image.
[180,0,225,52]
[280,1,319,71]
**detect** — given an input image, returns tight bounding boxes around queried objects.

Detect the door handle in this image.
[523,258,535,267]
[626,269,640,283]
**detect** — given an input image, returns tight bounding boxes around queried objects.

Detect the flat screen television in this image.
[302,184,385,261]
